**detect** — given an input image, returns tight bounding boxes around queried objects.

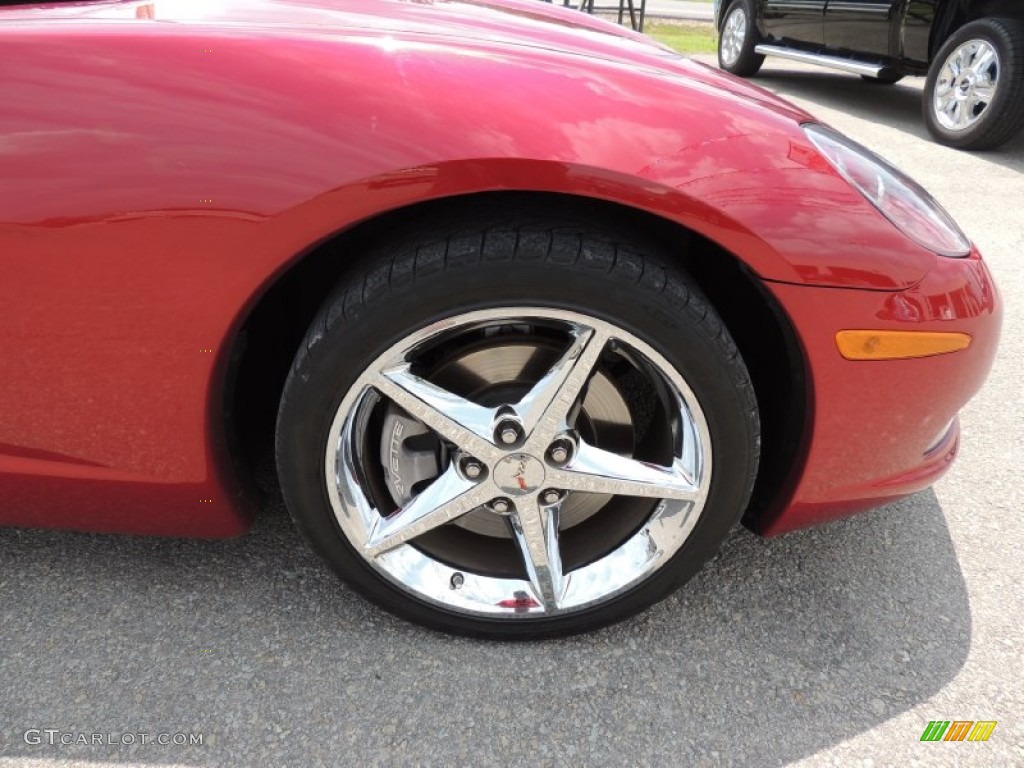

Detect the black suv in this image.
[713,0,1024,150]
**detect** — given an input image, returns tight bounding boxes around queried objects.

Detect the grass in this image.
[645,21,718,55]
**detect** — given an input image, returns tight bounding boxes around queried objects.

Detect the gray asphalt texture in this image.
[2,57,1023,768]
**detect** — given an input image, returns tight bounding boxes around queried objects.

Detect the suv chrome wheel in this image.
[720,7,747,69]
[933,39,1000,132]
[325,308,711,618]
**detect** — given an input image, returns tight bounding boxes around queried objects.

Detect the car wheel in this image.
[924,17,1024,150]
[718,0,765,77]
[861,73,904,85]
[275,212,760,638]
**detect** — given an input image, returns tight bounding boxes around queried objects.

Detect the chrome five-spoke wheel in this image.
[276,213,759,638]
[327,308,711,617]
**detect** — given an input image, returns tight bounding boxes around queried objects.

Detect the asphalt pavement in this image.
[1,56,1022,768]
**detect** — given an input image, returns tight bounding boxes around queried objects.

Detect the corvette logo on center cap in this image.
[495,454,544,496]
[513,459,529,491]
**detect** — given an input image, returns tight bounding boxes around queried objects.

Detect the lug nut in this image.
[460,457,484,480]
[489,498,513,515]
[541,489,563,505]
[547,439,574,466]
[496,419,522,446]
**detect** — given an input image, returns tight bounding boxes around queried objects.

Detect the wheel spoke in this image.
[548,439,699,501]
[973,85,995,105]
[375,365,500,462]
[365,466,490,557]
[972,45,996,78]
[516,325,611,446]
[508,497,564,610]
[954,102,969,128]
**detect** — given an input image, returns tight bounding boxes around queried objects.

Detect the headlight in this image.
[803,124,971,258]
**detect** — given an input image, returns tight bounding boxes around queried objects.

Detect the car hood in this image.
[19,0,811,122]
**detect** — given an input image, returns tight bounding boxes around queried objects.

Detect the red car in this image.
[1,0,1001,638]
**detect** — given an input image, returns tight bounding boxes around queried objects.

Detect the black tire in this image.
[718,0,765,77]
[861,73,904,85]
[924,17,1024,150]
[275,207,760,639]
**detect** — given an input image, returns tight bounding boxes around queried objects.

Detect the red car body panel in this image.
[0,0,1001,537]
[758,251,1001,535]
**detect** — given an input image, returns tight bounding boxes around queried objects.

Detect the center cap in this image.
[493,453,546,497]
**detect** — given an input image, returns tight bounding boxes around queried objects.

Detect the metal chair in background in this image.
[544,0,648,33]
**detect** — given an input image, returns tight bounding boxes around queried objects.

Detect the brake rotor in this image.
[379,339,634,538]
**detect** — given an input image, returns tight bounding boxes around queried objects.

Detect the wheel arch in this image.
[932,0,1024,59]
[221,191,808,534]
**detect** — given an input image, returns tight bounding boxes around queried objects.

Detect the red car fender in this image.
[0,6,958,536]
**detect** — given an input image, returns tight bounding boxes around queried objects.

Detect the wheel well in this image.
[224,192,807,530]
[933,1,1024,58]
[967,0,1023,20]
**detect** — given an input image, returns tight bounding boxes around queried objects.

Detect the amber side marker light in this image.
[836,330,972,360]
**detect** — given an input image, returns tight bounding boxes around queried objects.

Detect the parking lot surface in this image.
[1,57,1022,768]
